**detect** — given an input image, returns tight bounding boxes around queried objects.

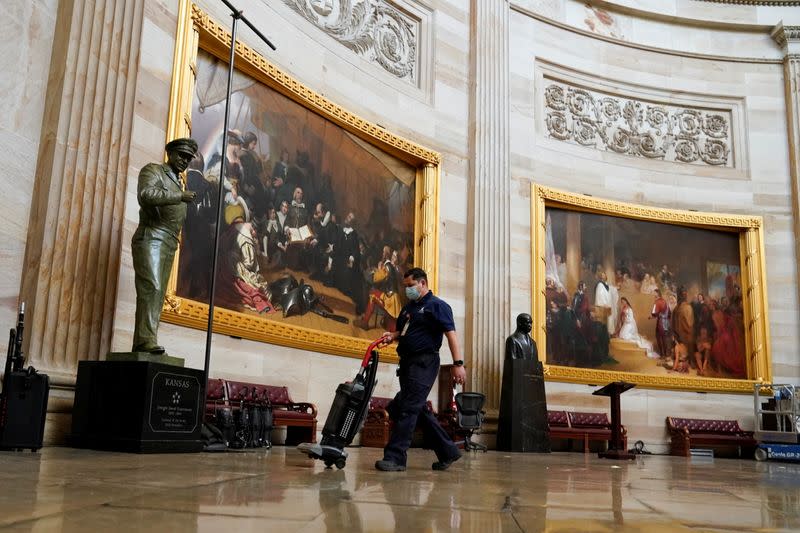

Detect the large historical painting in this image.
[544,208,747,378]
[532,185,771,393]
[178,49,415,338]
[161,2,440,359]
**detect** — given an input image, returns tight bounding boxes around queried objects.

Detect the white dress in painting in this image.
[618,307,660,359]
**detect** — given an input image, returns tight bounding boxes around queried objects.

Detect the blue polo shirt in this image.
[395,291,455,357]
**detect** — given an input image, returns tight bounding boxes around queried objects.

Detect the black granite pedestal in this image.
[496,358,551,453]
[71,360,203,453]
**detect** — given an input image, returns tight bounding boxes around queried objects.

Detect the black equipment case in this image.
[1,303,50,451]
[0,369,50,451]
[297,338,383,469]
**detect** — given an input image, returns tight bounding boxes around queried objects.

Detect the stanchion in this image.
[201,1,276,422]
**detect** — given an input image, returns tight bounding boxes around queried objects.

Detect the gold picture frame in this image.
[159,1,441,362]
[531,184,771,393]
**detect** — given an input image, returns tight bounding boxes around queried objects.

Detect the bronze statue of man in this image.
[505,313,537,360]
[131,138,198,354]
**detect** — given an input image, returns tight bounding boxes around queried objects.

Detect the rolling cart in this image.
[753,383,800,462]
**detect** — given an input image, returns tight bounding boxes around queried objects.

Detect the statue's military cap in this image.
[165,137,198,156]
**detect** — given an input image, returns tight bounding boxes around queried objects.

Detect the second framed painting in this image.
[531,185,771,393]
[159,1,440,361]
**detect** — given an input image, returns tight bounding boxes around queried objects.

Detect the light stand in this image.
[202,0,276,422]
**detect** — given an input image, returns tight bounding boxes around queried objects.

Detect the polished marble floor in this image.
[0,446,799,532]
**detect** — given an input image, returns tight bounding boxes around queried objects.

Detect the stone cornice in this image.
[698,1,800,5]
[511,2,783,65]
[771,23,800,47]
[586,0,778,32]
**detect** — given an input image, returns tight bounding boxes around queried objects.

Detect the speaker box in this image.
[0,370,50,451]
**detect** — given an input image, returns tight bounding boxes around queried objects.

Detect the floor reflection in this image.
[756,460,800,530]
[1,447,800,532]
[315,469,363,532]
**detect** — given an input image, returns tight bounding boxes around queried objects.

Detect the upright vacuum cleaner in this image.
[298,338,384,469]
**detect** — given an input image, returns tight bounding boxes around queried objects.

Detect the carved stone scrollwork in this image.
[544,85,566,110]
[544,81,733,167]
[702,139,729,165]
[545,111,569,140]
[674,139,699,163]
[703,114,729,138]
[284,0,418,83]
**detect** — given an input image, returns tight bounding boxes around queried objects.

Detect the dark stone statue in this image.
[505,313,536,360]
[131,138,198,354]
[496,313,551,452]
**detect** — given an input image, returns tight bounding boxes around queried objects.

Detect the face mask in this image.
[405,284,421,301]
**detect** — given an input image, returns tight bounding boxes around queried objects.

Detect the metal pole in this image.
[202,10,240,422]
[219,0,276,50]
[200,0,276,424]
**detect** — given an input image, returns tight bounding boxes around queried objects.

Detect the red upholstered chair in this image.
[249,384,274,405]
[360,396,436,448]
[225,381,252,404]
[568,411,621,453]
[262,385,317,445]
[666,417,755,457]
[547,410,569,428]
[547,410,625,453]
[205,378,227,420]
[568,411,611,428]
[370,397,393,411]
[669,417,742,433]
[361,396,393,448]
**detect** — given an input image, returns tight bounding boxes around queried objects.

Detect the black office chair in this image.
[454,391,487,453]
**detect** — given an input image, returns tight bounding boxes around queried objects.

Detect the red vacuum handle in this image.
[362,337,386,368]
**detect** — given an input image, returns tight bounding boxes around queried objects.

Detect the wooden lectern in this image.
[593,381,636,460]
[437,364,459,441]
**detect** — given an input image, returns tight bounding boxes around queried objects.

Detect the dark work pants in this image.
[383,353,459,466]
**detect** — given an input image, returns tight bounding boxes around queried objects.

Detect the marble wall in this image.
[1,0,58,357]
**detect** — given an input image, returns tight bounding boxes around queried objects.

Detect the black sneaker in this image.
[432,453,462,471]
[375,460,406,472]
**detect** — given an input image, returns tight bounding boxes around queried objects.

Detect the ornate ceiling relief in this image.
[543,81,733,167]
[283,0,419,83]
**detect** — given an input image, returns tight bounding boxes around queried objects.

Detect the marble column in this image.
[466,0,510,410]
[20,0,145,385]
[772,23,800,322]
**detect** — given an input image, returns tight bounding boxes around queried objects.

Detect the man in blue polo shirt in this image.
[375,267,467,472]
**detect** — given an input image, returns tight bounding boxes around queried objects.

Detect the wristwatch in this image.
[453,360,464,367]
